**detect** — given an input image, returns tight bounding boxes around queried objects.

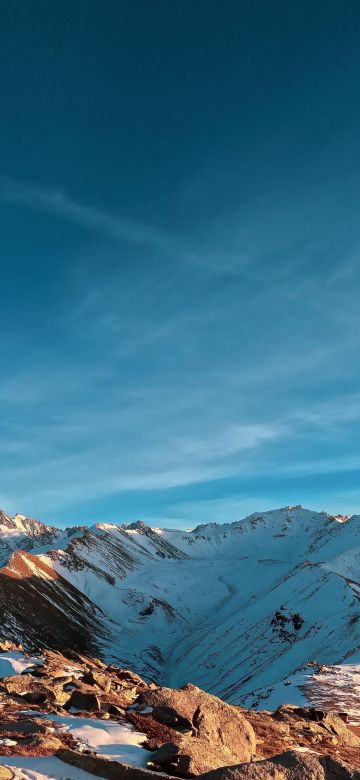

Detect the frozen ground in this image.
[0,711,149,780]
[0,652,43,678]
[0,756,97,780]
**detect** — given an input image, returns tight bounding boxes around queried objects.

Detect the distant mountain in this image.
[0,509,64,566]
[0,506,359,709]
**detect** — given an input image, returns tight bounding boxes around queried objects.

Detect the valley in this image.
[0,506,359,711]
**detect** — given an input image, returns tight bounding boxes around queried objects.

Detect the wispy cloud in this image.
[173,423,284,460]
[0,176,257,277]
[0,176,178,253]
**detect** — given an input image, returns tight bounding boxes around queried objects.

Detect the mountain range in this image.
[0,505,359,711]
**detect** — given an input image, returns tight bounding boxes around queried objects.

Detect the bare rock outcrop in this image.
[1,648,360,779]
[137,683,256,775]
[246,704,360,768]
[0,768,14,780]
[57,747,178,780]
[198,750,360,780]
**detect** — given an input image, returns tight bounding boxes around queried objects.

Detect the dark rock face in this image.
[67,688,101,711]
[0,551,108,655]
[152,705,193,731]
[139,683,256,775]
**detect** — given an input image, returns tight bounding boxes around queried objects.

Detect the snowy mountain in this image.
[0,509,67,566]
[0,506,359,709]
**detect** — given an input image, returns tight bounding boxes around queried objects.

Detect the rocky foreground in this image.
[0,643,359,779]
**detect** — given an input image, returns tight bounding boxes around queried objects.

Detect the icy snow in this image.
[0,756,101,780]
[53,715,149,765]
[0,714,149,780]
[13,713,149,767]
[0,652,44,678]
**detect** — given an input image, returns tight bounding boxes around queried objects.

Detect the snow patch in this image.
[0,652,44,678]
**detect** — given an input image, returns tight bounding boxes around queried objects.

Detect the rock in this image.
[3,677,55,705]
[52,670,73,680]
[68,689,101,711]
[57,747,178,780]
[0,641,22,653]
[198,750,360,780]
[53,688,71,706]
[152,705,193,731]
[108,704,126,717]
[0,718,49,734]
[245,704,360,768]
[147,742,180,769]
[0,768,14,779]
[83,670,112,692]
[20,689,50,705]
[111,668,146,686]
[137,683,256,774]
[274,705,360,747]
[22,667,47,678]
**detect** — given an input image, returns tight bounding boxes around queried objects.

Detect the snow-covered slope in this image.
[0,509,74,567]
[0,506,359,708]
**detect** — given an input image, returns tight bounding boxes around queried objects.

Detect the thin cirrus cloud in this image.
[0,175,178,252]
[1,372,360,521]
[0,175,251,276]
[0,425,282,516]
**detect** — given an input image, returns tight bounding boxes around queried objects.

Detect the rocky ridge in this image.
[0,645,359,779]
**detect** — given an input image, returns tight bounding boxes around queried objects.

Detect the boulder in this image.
[57,748,177,780]
[0,768,14,780]
[108,668,145,686]
[273,705,360,747]
[245,704,360,768]
[68,689,101,711]
[138,683,256,775]
[198,750,360,780]
[52,687,71,706]
[82,670,112,692]
[152,705,193,731]
[108,704,126,717]
[0,718,49,734]
[3,677,55,705]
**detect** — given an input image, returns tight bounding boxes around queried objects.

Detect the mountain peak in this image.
[122,520,152,532]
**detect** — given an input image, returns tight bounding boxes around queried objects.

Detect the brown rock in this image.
[3,677,55,705]
[0,718,49,734]
[274,706,360,746]
[108,668,145,686]
[57,747,177,780]
[138,683,256,775]
[0,768,14,779]
[83,670,112,692]
[108,704,126,717]
[152,705,193,731]
[68,689,101,711]
[52,687,71,706]
[245,704,360,769]
[198,750,360,780]
[147,742,180,769]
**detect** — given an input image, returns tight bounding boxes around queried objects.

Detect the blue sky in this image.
[1,1,360,527]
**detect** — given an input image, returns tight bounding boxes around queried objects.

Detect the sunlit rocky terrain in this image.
[0,505,359,778]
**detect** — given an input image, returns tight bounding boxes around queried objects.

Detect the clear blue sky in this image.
[1,1,360,527]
